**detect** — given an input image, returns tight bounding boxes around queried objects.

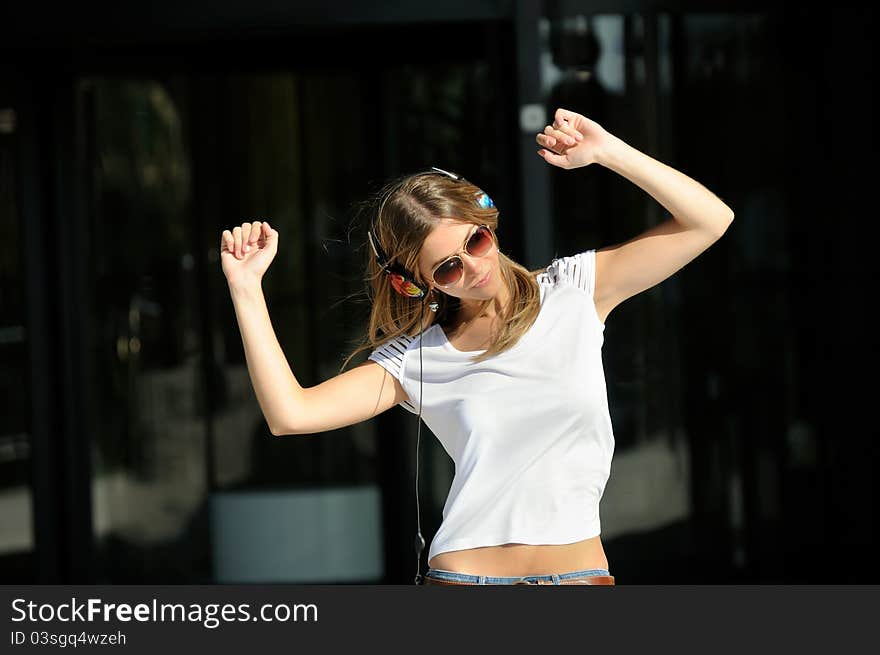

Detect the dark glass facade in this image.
[1,3,875,584]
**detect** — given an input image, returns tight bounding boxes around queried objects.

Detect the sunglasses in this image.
[430,224,496,287]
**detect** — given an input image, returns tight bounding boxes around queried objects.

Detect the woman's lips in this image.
[473,269,491,288]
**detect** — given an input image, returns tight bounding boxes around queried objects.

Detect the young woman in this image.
[220,107,734,586]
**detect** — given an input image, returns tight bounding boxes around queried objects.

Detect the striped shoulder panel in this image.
[367,334,417,413]
[540,248,596,297]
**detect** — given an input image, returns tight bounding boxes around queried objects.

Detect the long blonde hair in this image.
[341,170,545,371]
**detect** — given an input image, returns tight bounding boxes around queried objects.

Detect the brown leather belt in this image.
[423,574,615,586]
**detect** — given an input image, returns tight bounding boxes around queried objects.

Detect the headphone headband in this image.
[430,166,461,180]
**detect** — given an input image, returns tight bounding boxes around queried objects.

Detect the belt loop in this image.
[552,574,561,585]
[478,575,487,585]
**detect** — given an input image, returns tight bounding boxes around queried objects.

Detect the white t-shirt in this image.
[368,249,614,564]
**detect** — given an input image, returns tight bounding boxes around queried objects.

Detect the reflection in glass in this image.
[0,113,35,583]
[79,79,209,582]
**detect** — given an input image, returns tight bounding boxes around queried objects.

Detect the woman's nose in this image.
[461,252,484,279]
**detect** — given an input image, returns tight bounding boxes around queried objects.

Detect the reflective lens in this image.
[432,258,464,286]
[431,226,495,286]
[466,225,494,257]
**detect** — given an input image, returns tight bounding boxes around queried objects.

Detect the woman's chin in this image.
[463,283,496,302]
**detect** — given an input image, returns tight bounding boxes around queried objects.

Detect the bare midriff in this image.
[427,535,609,577]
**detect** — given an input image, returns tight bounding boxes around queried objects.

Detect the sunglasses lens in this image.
[467,226,494,257]
[433,258,463,286]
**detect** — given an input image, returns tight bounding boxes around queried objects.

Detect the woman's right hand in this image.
[220,220,278,287]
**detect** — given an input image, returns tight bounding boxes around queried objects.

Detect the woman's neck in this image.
[456,275,511,324]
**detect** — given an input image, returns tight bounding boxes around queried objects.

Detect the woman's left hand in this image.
[536,108,613,170]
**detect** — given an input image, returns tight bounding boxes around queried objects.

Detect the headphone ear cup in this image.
[388,268,427,298]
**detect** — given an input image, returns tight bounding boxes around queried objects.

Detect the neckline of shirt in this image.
[430,272,558,356]
[436,323,487,355]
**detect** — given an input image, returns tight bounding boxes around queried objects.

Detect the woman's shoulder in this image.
[369,326,440,359]
[370,332,418,356]
[536,249,597,294]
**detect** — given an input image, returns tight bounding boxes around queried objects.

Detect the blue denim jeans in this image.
[424,567,612,585]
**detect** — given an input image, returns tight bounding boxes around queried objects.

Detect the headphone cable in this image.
[414,298,427,585]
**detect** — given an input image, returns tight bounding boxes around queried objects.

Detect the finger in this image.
[221,229,234,253]
[553,120,584,142]
[262,221,274,241]
[554,109,585,140]
[554,108,576,128]
[552,115,571,129]
[543,125,575,147]
[536,134,564,155]
[537,148,569,168]
[248,221,262,246]
[545,124,576,147]
[232,226,243,259]
[240,222,252,254]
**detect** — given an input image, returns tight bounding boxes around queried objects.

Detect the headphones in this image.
[366,229,429,300]
[366,167,495,585]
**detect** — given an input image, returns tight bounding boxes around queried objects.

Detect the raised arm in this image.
[536,108,734,321]
[222,221,408,436]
